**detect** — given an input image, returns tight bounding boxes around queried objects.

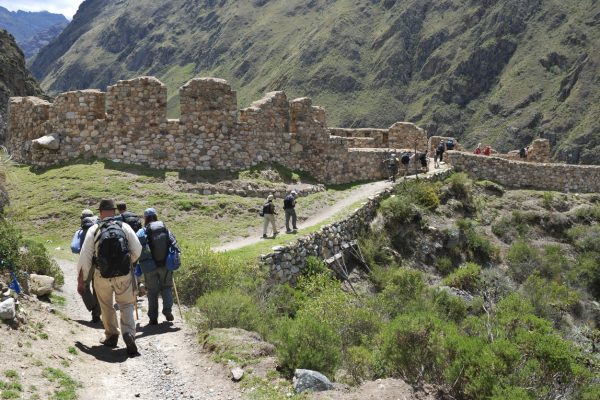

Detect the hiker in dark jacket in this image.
[70,209,101,323]
[137,208,177,325]
[116,202,143,232]
[262,195,278,239]
[284,190,298,233]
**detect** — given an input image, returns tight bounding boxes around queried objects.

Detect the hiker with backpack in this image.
[70,209,101,323]
[116,202,143,233]
[261,195,278,239]
[77,199,142,356]
[283,190,298,234]
[434,140,446,168]
[136,208,179,325]
[384,152,400,182]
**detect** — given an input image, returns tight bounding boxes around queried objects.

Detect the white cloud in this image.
[0,0,83,19]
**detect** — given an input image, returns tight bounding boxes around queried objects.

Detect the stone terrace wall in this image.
[7,77,428,185]
[263,168,453,284]
[448,151,600,193]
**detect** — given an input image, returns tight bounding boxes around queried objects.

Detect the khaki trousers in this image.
[93,269,136,338]
[263,214,277,236]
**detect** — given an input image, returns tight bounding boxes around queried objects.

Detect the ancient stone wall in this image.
[262,168,453,284]
[7,76,429,185]
[447,151,600,193]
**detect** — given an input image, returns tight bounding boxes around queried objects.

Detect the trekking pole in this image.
[130,266,139,320]
[172,276,183,320]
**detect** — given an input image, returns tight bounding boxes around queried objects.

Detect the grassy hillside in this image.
[30,0,600,162]
[2,160,363,260]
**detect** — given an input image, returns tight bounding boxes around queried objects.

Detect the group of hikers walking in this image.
[71,200,180,357]
[384,151,429,182]
[261,190,299,238]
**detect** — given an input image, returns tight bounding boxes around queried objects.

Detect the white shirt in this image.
[77,218,142,279]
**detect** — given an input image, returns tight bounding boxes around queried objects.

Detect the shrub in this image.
[506,241,541,283]
[302,256,330,278]
[345,346,374,385]
[447,172,472,200]
[435,255,455,276]
[568,252,600,299]
[465,229,498,263]
[411,181,440,210]
[442,262,481,292]
[176,245,262,304]
[358,233,396,271]
[521,274,579,321]
[542,191,555,210]
[19,240,64,287]
[379,195,419,224]
[433,290,468,322]
[275,314,341,376]
[567,226,600,253]
[376,268,426,317]
[195,289,262,332]
[378,312,451,384]
[539,244,568,280]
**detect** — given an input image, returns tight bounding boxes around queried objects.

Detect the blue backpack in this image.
[166,246,181,271]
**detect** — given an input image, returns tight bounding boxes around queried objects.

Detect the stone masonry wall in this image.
[448,151,600,193]
[7,76,428,185]
[262,168,453,284]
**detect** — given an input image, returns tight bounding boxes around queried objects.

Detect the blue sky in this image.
[0,0,83,19]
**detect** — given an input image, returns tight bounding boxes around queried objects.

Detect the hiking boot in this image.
[100,334,119,347]
[123,333,138,356]
[262,234,268,239]
[148,318,158,325]
[286,230,292,234]
[91,314,101,324]
[163,311,174,322]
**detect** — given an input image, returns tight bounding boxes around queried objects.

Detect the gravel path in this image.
[214,162,450,252]
[57,259,243,400]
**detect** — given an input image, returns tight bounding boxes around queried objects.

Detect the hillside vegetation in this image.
[178,174,600,399]
[30,0,600,162]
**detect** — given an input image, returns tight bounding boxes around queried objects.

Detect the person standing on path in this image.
[70,209,101,323]
[136,208,178,325]
[434,140,446,168]
[284,190,298,234]
[262,195,278,239]
[77,199,142,356]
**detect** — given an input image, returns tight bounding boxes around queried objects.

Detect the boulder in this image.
[29,274,54,296]
[32,134,60,151]
[0,297,16,320]
[293,369,333,393]
[231,367,244,382]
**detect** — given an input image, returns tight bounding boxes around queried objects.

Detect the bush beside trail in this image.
[177,175,600,398]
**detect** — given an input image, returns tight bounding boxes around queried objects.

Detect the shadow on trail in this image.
[74,319,104,329]
[135,322,181,340]
[74,341,129,363]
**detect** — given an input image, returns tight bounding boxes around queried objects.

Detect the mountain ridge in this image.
[0,6,68,59]
[28,0,600,163]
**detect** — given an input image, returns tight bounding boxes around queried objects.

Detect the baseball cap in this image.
[144,208,157,217]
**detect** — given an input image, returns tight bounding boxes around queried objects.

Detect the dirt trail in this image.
[56,259,243,400]
[214,163,450,252]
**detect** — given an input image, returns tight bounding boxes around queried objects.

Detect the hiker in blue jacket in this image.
[70,209,101,323]
[136,208,178,325]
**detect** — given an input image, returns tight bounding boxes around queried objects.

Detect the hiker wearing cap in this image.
[77,199,142,356]
[283,191,298,234]
[261,195,278,239]
[136,208,179,325]
[70,209,101,323]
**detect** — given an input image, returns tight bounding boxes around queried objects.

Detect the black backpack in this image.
[95,220,131,278]
[519,148,526,158]
[122,211,142,233]
[261,202,273,216]
[388,156,397,167]
[447,139,455,150]
[401,153,411,165]
[147,221,170,267]
[79,217,97,250]
[284,195,295,209]
[437,142,445,152]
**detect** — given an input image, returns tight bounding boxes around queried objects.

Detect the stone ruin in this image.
[6,76,428,185]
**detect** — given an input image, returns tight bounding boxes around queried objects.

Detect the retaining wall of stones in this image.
[262,168,453,284]
[448,151,600,193]
[7,76,427,185]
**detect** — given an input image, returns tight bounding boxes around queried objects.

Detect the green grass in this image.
[42,368,79,400]
[4,160,359,257]
[50,294,66,307]
[0,370,22,400]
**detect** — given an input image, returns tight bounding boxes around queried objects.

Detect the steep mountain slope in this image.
[0,29,43,143]
[30,0,600,162]
[0,6,68,59]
